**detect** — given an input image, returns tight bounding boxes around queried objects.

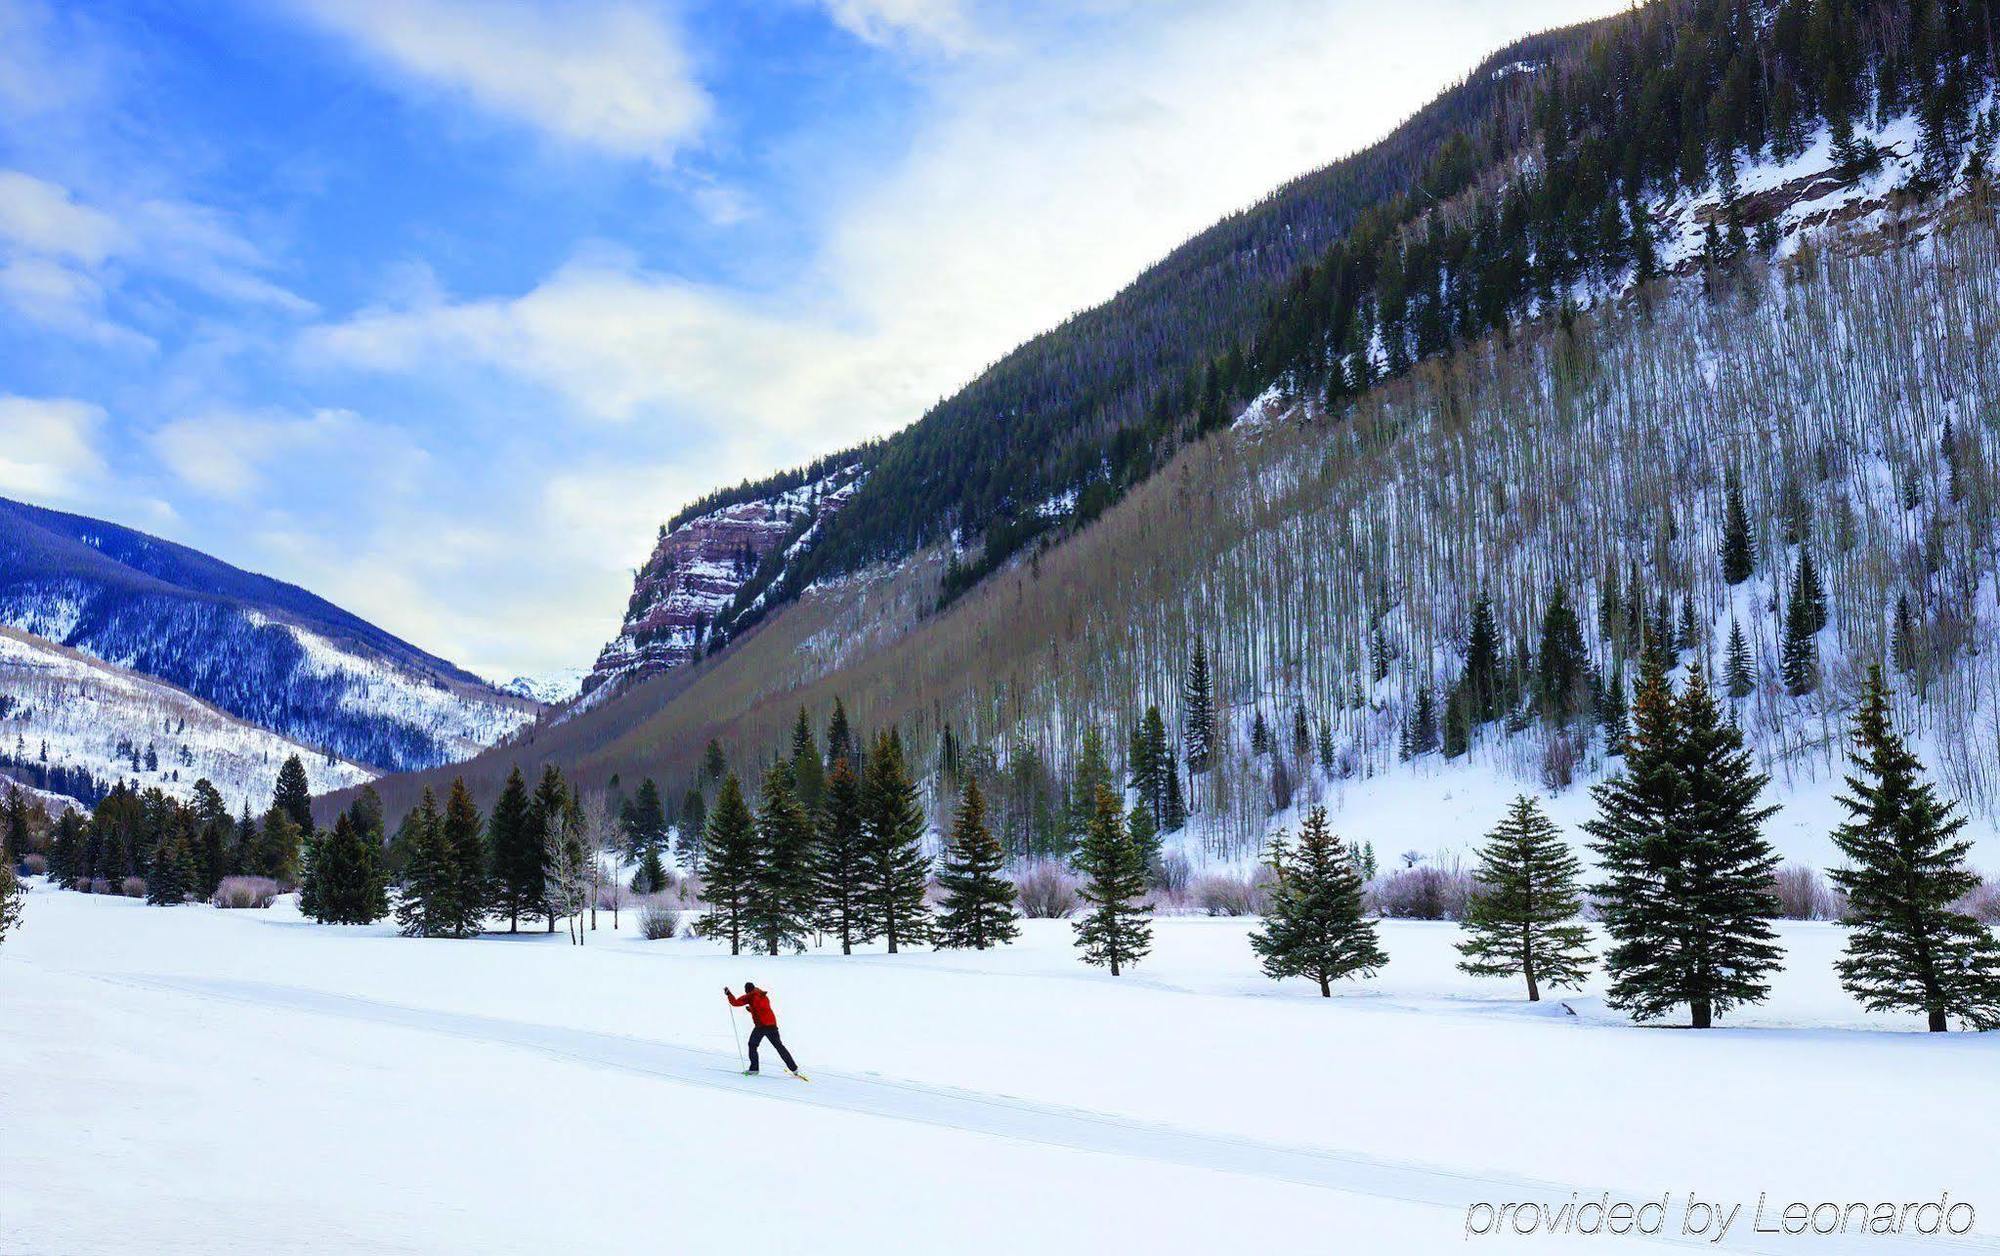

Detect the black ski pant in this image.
[747,1025,797,1072]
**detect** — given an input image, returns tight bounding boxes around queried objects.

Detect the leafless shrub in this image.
[87,878,111,895]
[1540,730,1583,793]
[213,876,281,909]
[678,874,705,908]
[119,876,146,899]
[1248,862,1279,915]
[1016,861,1079,918]
[22,854,45,876]
[1770,863,1838,920]
[1149,852,1192,894]
[1954,876,2000,924]
[639,901,681,940]
[1369,865,1474,920]
[1194,873,1254,916]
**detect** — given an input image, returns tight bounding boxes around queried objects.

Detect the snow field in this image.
[3,884,1997,1254]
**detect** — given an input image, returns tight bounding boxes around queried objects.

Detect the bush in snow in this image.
[213,876,281,909]
[1770,864,1841,921]
[1149,852,1192,894]
[1193,874,1254,916]
[22,854,46,877]
[1956,878,2000,925]
[639,901,681,940]
[1015,861,1079,918]
[119,877,146,899]
[1369,865,1474,920]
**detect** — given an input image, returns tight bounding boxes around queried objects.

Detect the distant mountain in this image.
[0,496,534,772]
[499,669,589,706]
[0,625,374,810]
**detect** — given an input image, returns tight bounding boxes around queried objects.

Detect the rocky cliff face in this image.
[582,464,865,698]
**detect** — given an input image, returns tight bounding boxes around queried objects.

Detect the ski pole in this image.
[727,1001,743,1064]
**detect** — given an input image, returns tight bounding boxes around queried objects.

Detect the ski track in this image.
[81,971,2000,1255]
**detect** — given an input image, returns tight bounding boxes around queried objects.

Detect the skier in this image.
[725,982,804,1078]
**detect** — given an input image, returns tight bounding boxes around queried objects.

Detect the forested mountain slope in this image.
[0,625,373,810]
[348,0,2000,874]
[0,497,534,772]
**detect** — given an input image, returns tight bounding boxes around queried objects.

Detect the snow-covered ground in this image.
[4,884,1996,1254]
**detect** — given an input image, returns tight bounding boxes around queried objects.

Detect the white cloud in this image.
[821,0,979,52]
[0,170,127,263]
[0,395,106,501]
[151,407,418,500]
[291,0,710,166]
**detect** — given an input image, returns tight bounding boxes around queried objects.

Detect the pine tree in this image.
[488,767,543,931]
[255,807,302,885]
[1251,806,1386,996]
[696,774,758,955]
[1063,728,1115,852]
[1725,619,1756,698]
[703,738,727,783]
[1183,638,1215,775]
[393,790,447,937]
[300,811,389,924]
[789,709,826,814]
[750,762,812,955]
[1600,660,1630,756]
[1829,668,2000,1031]
[1071,781,1151,975]
[1289,700,1311,764]
[1537,583,1592,723]
[272,755,314,842]
[812,755,872,954]
[190,778,230,900]
[1781,592,1821,696]
[1891,593,1919,677]
[1721,471,1756,585]
[1464,594,1503,722]
[1127,706,1170,823]
[677,788,708,867]
[1250,709,1271,756]
[935,778,1019,950]
[862,731,932,953]
[825,698,855,771]
[528,768,569,932]
[1588,660,1783,1027]
[1456,796,1592,1000]
[0,855,20,946]
[438,779,490,937]
[622,777,667,860]
[145,812,198,905]
[1160,766,1187,833]
[48,810,84,888]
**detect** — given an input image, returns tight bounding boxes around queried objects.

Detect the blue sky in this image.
[0,0,1626,680]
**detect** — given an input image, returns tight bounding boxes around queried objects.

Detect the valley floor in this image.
[4,883,1998,1254]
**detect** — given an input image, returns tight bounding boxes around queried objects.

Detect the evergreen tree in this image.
[1456,796,1593,1000]
[790,710,827,815]
[1829,668,2000,1031]
[48,809,85,888]
[255,808,303,885]
[528,768,569,932]
[825,698,855,771]
[230,803,257,878]
[677,788,708,867]
[695,775,758,955]
[812,755,873,954]
[1721,471,1756,585]
[1536,583,1592,723]
[145,812,198,905]
[750,762,813,955]
[1250,709,1271,756]
[1063,728,1115,852]
[1725,619,1757,698]
[488,767,543,932]
[395,790,454,937]
[1290,700,1312,764]
[437,779,489,936]
[1071,781,1151,975]
[1251,807,1385,996]
[1600,660,1630,756]
[1464,594,1503,722]
[1781,590,1821,696]
[862,731,932,953]
[622,777,667,861]
[934,778,1019,950]
[272,755,314,842]
[0,853,20,945]
[1183,638,1215,775]
[189,778,230,899]
[1891,593,1919,677]
[1588,659,1783,1027]
[632,845,669,894]
[703,738,727,783]
[300,811,388,924]
[1160,766,1187,833]
[1127,706,1171,823]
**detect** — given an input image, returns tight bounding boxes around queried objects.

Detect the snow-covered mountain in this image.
[0,625,374,811]
[498,669,589,706]
[581,461,866,699]
[0,496,535,774]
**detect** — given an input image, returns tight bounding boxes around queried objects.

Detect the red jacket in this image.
[728,988,777,1027]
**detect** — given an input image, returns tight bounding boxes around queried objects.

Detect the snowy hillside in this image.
[6,885,1995,1254]
[0,495,536,772]
[0,626,374,810]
